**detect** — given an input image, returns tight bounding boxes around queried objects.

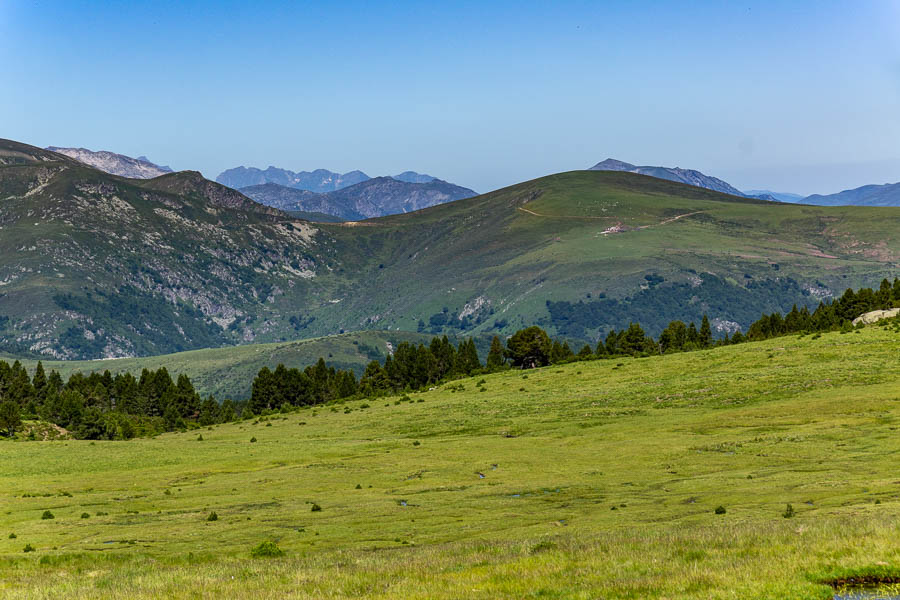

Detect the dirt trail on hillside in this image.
[517,207,704,229]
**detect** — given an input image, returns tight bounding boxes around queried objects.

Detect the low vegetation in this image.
[0,324,899,597]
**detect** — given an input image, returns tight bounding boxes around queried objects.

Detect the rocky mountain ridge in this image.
[46,146,173,179]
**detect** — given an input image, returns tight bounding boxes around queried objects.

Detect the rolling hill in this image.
[2,326,900,598]
[1,138,898,360]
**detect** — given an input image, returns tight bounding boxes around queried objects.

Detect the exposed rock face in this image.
[46,147,173,178]
[0,138,323,359]
[852,308,900,325]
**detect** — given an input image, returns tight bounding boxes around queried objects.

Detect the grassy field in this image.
[1,326,899,598]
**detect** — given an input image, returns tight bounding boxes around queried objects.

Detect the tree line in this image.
[0,363,237,440]
[1,280,896,440]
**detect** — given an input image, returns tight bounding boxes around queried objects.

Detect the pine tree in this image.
[486,336,506,371]
[32,362,47,400]
[699,315,712,347]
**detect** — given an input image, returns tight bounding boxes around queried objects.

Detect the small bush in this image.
[250,437,257,443]
[207,511,218,522]
[197,434,203,441]
[412,440,420,446]
[714,506,726,515]
[80,512,90,519]
[783,503,795,518]
[250,541,284,558]
[95,511,107,516]
[41,511,54,520]
[266,423,272,427]
[23,544,35,553]
[8,533,16,539]
[530,540,557,554]
[355,484,362,490]
[311,503,322,512]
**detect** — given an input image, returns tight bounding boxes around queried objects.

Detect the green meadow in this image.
[1,326,899,598]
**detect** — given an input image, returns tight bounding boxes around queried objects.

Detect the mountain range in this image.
[215,165,449,192]
[800,182,900,207]
[592,159,900,206]
[2,137,897,361]
[215,166,370,193]
[46,146,174,179]
[239,177,476,220]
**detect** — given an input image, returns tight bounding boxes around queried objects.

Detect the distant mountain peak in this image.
[46,146,174,179]
[392,171,437,184]
[590,158,637,171]
[589,158,746,197]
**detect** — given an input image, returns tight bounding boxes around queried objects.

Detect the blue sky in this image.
[1,0,898,195]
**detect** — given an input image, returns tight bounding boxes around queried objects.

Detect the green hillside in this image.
[310,171,899,340]
[1,138,898,359]
[1,326,899,598]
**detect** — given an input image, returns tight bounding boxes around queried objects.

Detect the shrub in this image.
[250,437,257,443]
[197,434,203,441]
[207,511,218,522]
[412,440,420,446]
[783,503,795,518]
[310,503,322,512]
[80,512,90,519]
[8,533,16,539]
[41,510,54,520]
[23,544,35,553]
[355,484,362,490]
[250,541,284,558]
[714,506,726,515]
[530,540,557,554]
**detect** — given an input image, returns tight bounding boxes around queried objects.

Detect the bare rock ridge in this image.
[46,146,173,179]
[590,158,750,197]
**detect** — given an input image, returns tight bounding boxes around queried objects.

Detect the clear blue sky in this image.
[1,0,898,195]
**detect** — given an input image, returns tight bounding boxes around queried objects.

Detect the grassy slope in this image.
[309,171,900,337]
[1,326,899,598]
[6,331,434,400]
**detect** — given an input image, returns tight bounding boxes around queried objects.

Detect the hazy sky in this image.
[2,1,899,195]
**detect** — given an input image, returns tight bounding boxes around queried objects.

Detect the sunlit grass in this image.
[1,327,899,598]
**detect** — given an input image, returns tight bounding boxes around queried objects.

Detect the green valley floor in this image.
[2,326,900,598]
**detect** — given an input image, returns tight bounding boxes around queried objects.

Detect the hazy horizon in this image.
[2,0,899,196]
